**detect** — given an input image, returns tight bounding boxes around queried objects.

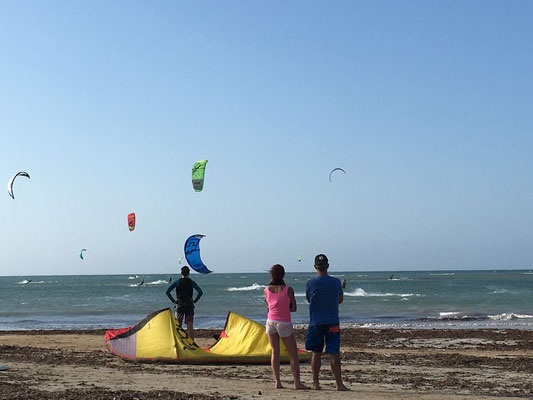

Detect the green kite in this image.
[192,160,208,192]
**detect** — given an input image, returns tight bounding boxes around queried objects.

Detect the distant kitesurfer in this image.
[389,275,394,280]
[306,254,349,391]
[24,279,32,285]
[166,266,203,340]
[168,276,172,283]
[137,279,144,286]
[264,264,308,390]
[341,279,346,289]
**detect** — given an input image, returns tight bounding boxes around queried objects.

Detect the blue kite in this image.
[184,234,213,274]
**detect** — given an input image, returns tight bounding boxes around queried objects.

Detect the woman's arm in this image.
[288,286,297,312]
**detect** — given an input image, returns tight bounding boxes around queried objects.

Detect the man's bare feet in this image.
[336,383,350,391]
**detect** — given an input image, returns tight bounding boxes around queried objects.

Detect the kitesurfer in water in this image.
[264,264,308,390]
[137,279,144,286]
[306,254,349,391]
[166,266,203,340]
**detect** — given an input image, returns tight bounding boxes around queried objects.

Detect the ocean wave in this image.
[17,280,32,284]
[429,273,455,276]
[227,283,266,292]
[489,288,512,294]
[488,313,533,320]
[345,288,420,297]
[146,280,168,285]
[127,276,139,280]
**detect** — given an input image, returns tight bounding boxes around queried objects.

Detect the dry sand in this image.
[1,328,532,399]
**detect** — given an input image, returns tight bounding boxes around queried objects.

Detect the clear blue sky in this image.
[1,1,532,275]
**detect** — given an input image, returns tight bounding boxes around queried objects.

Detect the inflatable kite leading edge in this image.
[105,308,310,364]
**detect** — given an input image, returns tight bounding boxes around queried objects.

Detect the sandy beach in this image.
[0,328,531,399]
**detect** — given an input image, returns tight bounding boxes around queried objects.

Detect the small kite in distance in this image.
[298,256,301,262]
[128,213,136,231]
[329,168,346,182]
[7,172,30,199]
[192,160,208,192]
[79,249,87,260]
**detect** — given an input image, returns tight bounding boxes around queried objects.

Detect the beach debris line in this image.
[329,167,346,182]
[79,249,87,260]
[192,160,208,192]
[7,171,30,199]
[184,234,213,274]
[128,213,136,231]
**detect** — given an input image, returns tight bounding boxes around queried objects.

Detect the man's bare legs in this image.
[185,314,194,340]
[311,352,322,390]
[330,353,349,391]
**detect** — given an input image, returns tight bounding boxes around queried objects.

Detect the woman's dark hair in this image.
[181,266,190,276]
[269,264,285,286]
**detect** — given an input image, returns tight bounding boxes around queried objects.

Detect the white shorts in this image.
[266,319,294,338]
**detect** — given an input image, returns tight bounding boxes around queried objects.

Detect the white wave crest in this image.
[439,311,461,317]
[344,288,420,297]
[429,273,455,276]
[488,313,533,320]
[147,280,168,285]
[128,276,139,280]
[227,283,266,292]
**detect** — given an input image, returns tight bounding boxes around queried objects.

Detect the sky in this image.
[1,1,532,275]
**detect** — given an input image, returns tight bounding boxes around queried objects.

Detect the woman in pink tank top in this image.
[264,264,308,390]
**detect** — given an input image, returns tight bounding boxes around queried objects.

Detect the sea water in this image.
[0,270,532,330]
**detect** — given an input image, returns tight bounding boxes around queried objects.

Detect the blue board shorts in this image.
[305,324,340,354]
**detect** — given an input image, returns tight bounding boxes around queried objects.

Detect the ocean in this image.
[1,270,532,330]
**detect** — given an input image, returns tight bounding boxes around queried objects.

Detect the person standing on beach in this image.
[306,254,349,391]
[264,264,308,390]
[166,266,203,340]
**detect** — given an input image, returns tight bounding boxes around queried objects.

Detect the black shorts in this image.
[175,303,194,318]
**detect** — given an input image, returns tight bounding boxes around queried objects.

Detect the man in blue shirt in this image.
[166,266,203,340]
[306,254,349,391]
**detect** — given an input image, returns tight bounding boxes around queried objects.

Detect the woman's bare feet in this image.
[275,382,284,389]
[294,383,309,390]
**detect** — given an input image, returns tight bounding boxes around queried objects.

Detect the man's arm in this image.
[166,281,177,303]
[192,280,203,303]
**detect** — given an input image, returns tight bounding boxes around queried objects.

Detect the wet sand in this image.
[1,328,532,399]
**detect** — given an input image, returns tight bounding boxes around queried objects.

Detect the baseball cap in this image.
[314,254,328,266]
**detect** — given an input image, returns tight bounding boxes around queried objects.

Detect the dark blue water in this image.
[0,270,531,330]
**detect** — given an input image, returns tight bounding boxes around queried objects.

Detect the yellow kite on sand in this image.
[105,308,310,364]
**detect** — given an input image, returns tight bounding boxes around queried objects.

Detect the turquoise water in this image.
[0,270,532,330]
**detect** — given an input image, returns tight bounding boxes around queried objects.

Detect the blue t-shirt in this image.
[306,275,343,325]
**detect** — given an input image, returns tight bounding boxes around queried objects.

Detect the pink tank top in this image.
[265,285,292,322]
